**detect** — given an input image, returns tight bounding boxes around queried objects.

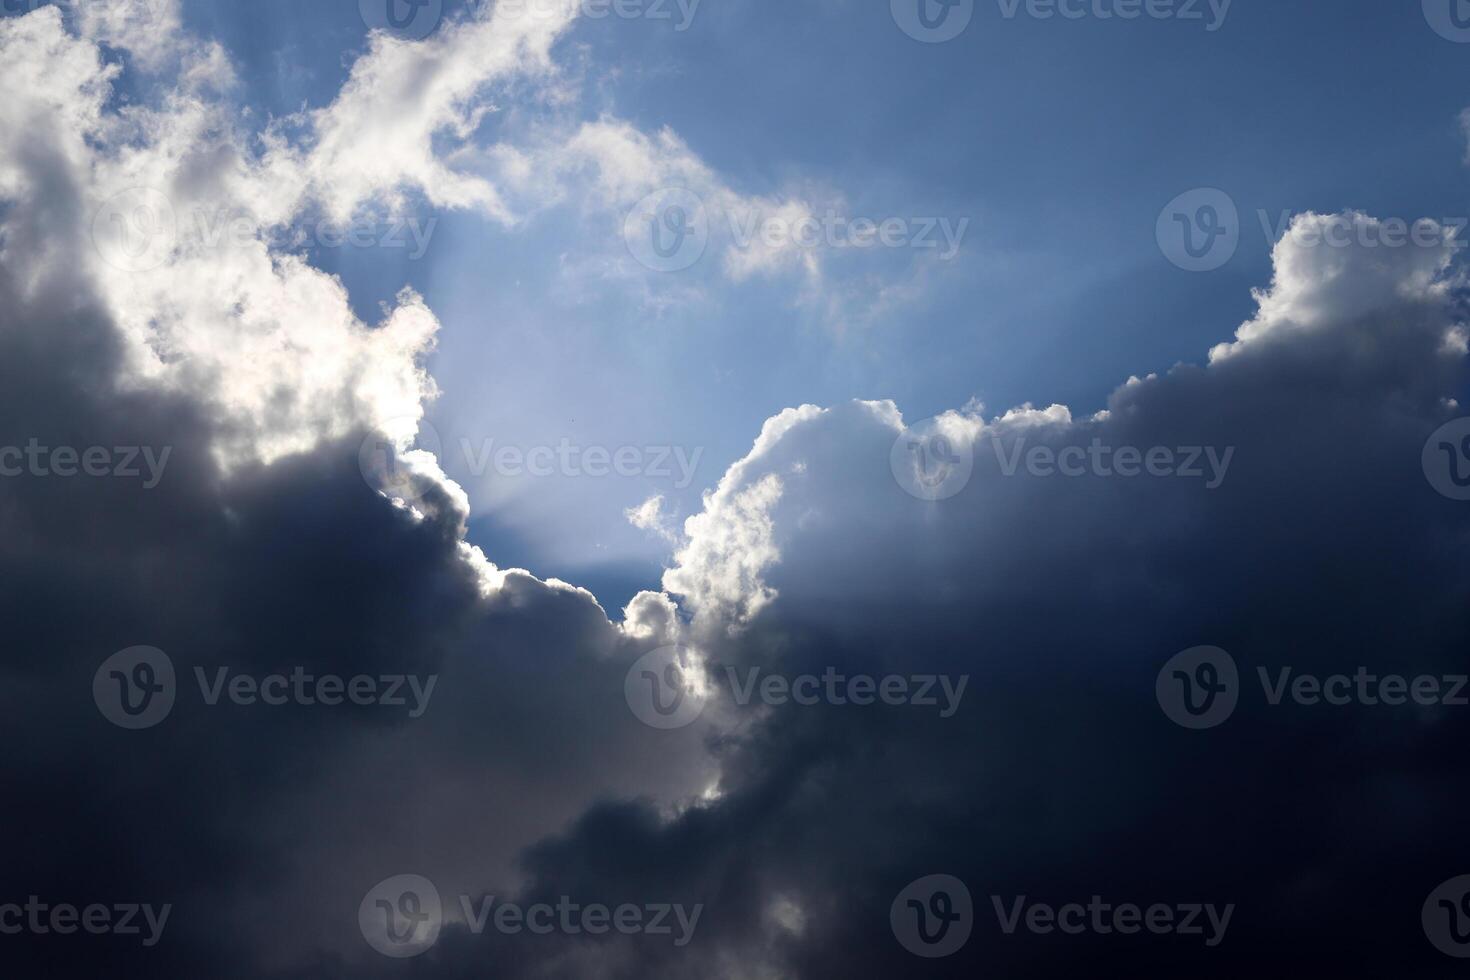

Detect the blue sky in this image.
[7,4,1470,976]
[141,0,1470,606]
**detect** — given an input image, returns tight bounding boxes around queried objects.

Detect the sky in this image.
[141,0,1470,607]
[1,0,1470,976]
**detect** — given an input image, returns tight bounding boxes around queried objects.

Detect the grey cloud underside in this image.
[3,8,1470,980]
[6,215,1470,978]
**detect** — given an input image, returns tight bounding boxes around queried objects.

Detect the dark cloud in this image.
[1,7,1469,980]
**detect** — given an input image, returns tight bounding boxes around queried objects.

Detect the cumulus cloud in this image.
[2,4,1469,979]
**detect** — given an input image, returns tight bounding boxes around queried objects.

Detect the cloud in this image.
[2,4,1469,979]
